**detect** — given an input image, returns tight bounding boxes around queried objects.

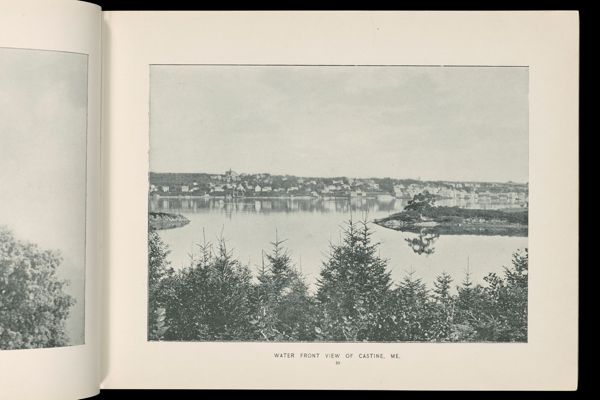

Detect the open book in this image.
[0,2,579,397]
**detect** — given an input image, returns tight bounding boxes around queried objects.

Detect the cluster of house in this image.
[149,170,529,203]
[393,182,529,204]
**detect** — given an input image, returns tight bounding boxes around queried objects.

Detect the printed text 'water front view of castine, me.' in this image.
[147,65,528,343]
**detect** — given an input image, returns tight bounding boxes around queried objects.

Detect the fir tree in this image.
[455,264,478,318]
[316,218,392,341]
[162,237,255,341]
[454,263,496,341]
[503,249,528,341]
[433,272,453,302]
[430,272,455,340]
[478,249,528,342]
[389,270,433,341]
[148,229,174,340]
[252,234,314,341]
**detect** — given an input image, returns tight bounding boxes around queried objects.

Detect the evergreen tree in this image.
[162,238,255,341]
[389,270,433,341]
[452,249,528,342]
[430,272,455,340]
[502,249,528,341]
[433,272,453,301]
[478,249,528,342]
[148,229,174,340]
[316,219,392,341]
[252,235,314,340]
[455,263,508,341]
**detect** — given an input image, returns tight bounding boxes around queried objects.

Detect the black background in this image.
[81,0,588,397]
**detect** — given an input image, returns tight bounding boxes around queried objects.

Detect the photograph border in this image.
[146,62,530,344]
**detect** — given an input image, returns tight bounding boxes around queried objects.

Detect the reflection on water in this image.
[150,197,525,255]
[150,196,521,217]
[150,196,404,216]
[405,231,440,256]
[149,196,528,291]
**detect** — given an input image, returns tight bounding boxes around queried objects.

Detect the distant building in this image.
[350,190,365,197]
[254,185,262,192]
[225,169,240,182]
[377,193,395,201]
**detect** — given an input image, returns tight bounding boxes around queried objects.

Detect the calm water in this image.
[150,197,527,292]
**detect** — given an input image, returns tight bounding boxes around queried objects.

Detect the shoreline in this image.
[151,194,425,200]
[149,211,190,230]
[374,206,528,237]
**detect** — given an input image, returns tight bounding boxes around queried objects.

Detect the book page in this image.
[0,1,102,399]
[102,11,578,390]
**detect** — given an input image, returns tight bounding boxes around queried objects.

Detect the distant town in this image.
[149,170,529,207]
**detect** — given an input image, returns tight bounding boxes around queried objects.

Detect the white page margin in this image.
[102,11,579,390]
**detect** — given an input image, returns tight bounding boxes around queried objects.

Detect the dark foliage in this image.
[316,219,392,341]
[1,228,74,349]
[148,219,528,342]
[252,235,315,341]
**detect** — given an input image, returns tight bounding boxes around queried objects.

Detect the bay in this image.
[150,197,528,292]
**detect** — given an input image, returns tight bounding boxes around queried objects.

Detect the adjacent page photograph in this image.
[0,1,102,399]
[1,46,88,350]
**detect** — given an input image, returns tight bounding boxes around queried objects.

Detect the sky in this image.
[150,65,528,183]
[0,47,87,344]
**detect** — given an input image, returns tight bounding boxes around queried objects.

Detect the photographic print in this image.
[0,48,87,349]
[148,65,528,343]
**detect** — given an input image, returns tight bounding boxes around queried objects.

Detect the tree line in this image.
[148,219,528,342]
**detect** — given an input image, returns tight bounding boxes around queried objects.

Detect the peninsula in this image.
[149,212,190,230]
[374,205,528,236]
